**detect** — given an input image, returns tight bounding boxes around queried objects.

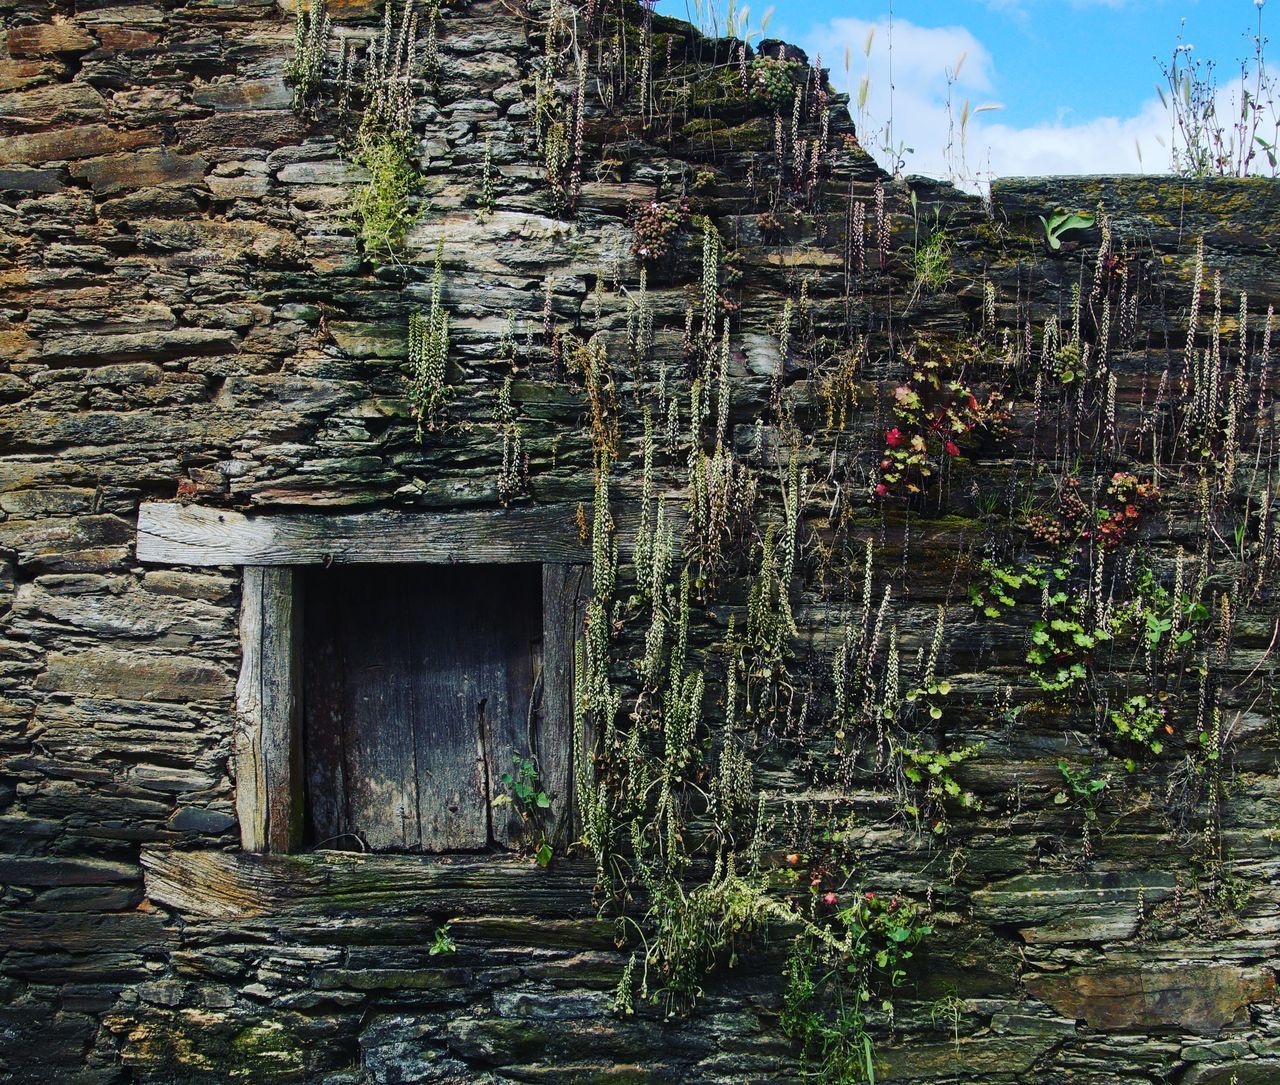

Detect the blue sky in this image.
[656,0,1275,184]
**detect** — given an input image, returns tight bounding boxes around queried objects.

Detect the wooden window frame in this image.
[137,502,591,856]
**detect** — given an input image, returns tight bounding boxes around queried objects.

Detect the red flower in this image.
[944,440,960,457]
[885,427,904,448]
[1125,504,1140,519]
[823,892,838,906]
[864,891,876,900]
[875,483,889,497]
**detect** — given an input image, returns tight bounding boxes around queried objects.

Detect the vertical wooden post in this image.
[235,566,302,852]
[540,564,589,850]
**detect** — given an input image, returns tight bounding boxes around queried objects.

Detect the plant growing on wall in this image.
[285,0,428,260]
[630,197,689,264]
[407,243,449,438]
[1039,208,1095,251]
[494,376,530,505]
[285,0,333,116]
[874,340,1006,498]
[352,131,423,258]
[350,1,424,259]
[496,755,554,866]
[750,54,804,109]
[783,882,934,1084]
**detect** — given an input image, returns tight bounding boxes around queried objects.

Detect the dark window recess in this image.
[302,564,543,853]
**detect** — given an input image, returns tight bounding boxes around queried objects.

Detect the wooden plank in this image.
[475,565,541,849]
[540,564,589,851]
[135,500,680,567]
[263,568,302,852]
[343,569,421,850]
[405,566,492,852]
[234,568,267,852]
[234,567,301,853]
[141,846,602,920]
[137,502,591,566]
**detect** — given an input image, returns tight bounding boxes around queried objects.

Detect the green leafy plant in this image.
[1109,694,1171,770]
[500,754,552,813]
[1111,563,1208,655]
[912,228,952,293]
[968,559,1053,619]
[750,54,804,108]
[1026,583,1110,694]
[352,130,422,260]
[497,754,553,867]
[907,195,951,295]
[893,738,982,830]
[1039,209,1095,251]
[783,886,934,1084]
[428,925,456,955]
[1054,759,1110,818]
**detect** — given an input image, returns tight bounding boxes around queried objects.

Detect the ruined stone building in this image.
[1,1,1278,1082]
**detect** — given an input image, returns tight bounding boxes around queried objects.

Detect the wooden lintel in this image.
[141,846,601,920]
[137,502,593,567]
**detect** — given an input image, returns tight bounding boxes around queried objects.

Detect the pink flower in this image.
[944,440,960,457]
[823,892,838,906]
[875,483,889,497]
[885,427,904,448]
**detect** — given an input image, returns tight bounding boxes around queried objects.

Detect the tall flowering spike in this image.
[407,241,449,439]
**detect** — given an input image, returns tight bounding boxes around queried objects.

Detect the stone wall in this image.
[1,1,1278,1082]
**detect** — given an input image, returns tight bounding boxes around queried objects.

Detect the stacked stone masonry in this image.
[0,0,1278,1082]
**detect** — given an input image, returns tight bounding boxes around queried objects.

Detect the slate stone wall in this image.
[1,1,1278,1082]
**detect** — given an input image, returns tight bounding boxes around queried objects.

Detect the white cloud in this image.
[971,98,1167,179]
[803,14,1175,190]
